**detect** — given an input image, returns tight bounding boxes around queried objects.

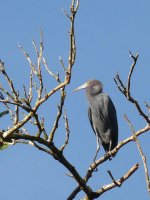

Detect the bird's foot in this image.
[94,168,98,172]
[104,152,112,160]
[89,164,98,172]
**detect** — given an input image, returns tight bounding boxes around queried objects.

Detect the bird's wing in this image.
[104,96,117,126]
[104,95,118,148]
[88,107,96,135]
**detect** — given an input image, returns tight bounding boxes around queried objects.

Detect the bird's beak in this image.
[73,82,88,92]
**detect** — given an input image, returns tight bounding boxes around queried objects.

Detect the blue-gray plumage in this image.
[74,80,118,161]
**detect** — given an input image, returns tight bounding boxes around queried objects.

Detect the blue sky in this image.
[0,0,150,199]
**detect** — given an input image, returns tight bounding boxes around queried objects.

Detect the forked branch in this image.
[114,51,149,123]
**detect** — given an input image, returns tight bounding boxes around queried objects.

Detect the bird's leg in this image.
[93,148,99,163]
[109,141,112,153]
[93,137,100,163]
[107,141,113,160]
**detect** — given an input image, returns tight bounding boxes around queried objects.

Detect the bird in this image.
[74,80,118,161]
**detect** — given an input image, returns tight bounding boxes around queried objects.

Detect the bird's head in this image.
[73,80,103,95]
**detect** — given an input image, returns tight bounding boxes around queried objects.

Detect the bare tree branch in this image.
[83,164,139,200]
[67,124,150,199]
[107,170,121,187]
[127,50,139,98]
[0,110,9,118]
[18,43,37,75]
[60,110,70,151]
[48,88,66,142]
[0,61,18,100]
[124,114,150,194]
[114,51,149,123]
[37,30,44,100]
[3,112,33,138]
[43,57,60,83]
[95,163,139,197]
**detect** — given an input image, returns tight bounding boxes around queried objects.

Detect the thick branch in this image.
[3,112,33,138]
[1,132,94,197]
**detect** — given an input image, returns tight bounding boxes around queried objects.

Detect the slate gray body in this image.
[74,79,118,158]
[87,87,118,152]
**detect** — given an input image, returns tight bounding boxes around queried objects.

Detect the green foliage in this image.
[0,143,9,150]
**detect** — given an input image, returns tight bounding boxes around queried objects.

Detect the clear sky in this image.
[0,0,150,199]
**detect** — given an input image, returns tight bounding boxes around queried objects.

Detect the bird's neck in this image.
[86,89,102,97]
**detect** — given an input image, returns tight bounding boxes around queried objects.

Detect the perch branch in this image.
[68,124,150,199]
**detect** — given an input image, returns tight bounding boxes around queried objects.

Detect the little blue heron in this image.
[74,80,118,161]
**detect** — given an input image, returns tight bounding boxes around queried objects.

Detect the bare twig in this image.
[124,114,135,133]
[37,30,44,100]
[42,57,60,83]
[48,88,66,142]
[14,104,19,125]
[144,101,150,113]
[0,110,9,118]
[18,43,37,75]
[0,99,32,113]
[127,51,139,98]
[114,52,150,123]
[0,100,14,121]
[0,85,14,100]
[114,73,126,94]
[14,139,52,155]
[62,8,71,19]
[0,61,18,100]
[124,114,150,194]
[59,56,67,72]
[23,85,28,100]
[60,110,70,151]
[28,70,33,102]
[28,141,52,155]
[34,114,48,140]
[32,40,39,57]
[107,170,121,187]
[21,127,29,135]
